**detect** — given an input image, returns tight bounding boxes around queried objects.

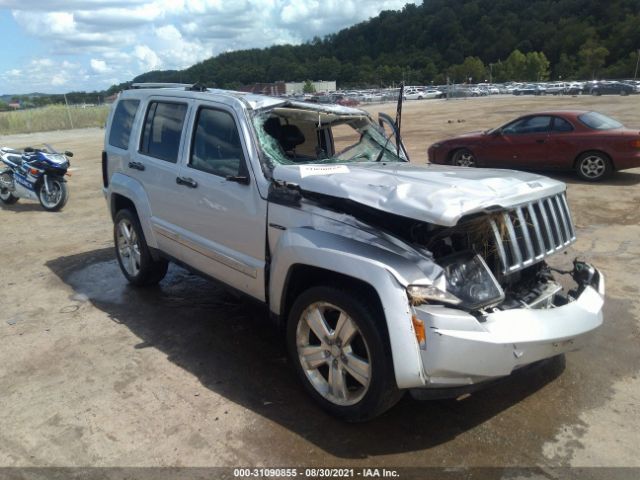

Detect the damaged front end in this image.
[257,101,603,393]
[273,181,604,392]
[402,193,604,392]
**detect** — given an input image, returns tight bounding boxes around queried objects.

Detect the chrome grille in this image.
[489,193,576,274]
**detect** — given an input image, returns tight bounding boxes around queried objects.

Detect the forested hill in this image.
[133,0,640,89]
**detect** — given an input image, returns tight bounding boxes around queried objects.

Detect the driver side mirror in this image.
[65,151,74,157]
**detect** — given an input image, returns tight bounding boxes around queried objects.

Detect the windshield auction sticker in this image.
[299,165,350,178]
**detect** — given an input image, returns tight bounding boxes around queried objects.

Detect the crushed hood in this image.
[272,162,566,226]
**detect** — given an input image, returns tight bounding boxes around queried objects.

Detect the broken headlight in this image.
[440,252,504,310]
[407,284,462,307]
[408,252,504,310]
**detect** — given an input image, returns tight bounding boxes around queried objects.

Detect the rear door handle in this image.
[128,161,145,171]
[176,176,198,188]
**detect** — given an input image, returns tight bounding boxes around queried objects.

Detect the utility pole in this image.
[63,94,74,129]
[635,49,640,81]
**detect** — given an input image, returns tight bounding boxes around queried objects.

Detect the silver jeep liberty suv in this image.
[103,84,604,421]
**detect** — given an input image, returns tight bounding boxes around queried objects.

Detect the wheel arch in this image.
[573,149,615,170]
[269,227,428,389]
[107,173,157,249]
[280,264,385,333]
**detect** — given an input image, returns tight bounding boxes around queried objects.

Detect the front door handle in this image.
[128,161,145,171]
[176,176,198,188]
[535,139,546,144]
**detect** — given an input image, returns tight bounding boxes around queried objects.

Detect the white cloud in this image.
[51,74,68,86]
[1,58,81,92]
[134,45,162,71]
[90,58,110,73]
[1,0,419,93]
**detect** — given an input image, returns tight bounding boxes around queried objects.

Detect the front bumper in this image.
[412,267,604,389]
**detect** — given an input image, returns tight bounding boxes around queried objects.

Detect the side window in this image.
[108,99,140,149]
[503,116,551,135]
[552,117,574,133]
[189,108,245,178]
[140,101,187,163]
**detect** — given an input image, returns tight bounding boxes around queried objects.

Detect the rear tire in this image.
[575,152,612,182]
[114,209,168,286]
[0,172,18,205]
[287,286,402,421]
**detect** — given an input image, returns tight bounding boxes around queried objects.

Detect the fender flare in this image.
[269,227,429,389]
[107,173,157,249]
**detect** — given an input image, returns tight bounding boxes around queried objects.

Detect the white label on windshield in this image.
[299,165,350,178]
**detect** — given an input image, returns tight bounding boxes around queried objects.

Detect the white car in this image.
[403,88,426,100]
[404,88,442,100]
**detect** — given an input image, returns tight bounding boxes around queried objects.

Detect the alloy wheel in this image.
[453,150,476,167]
[296,302,371,406]
[116,219,141,277]
[39,181,62,208]
[579,155,606,179]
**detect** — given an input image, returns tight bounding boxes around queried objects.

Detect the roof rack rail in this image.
[130,83,193,89]
[187,83,208,92]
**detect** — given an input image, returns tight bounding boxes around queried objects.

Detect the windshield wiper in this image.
[375,132,394,162]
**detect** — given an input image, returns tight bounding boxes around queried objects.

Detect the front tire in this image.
[287,286,402,421]
[575,152,612,182]
[38,177,68,211]
[114,209,168,286]
[451,148,477,167]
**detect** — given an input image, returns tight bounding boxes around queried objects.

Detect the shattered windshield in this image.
[253,106,408,167]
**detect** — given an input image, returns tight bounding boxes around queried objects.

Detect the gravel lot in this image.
[1,95,639,472]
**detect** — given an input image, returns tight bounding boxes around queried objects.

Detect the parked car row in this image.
[511,80,639,96]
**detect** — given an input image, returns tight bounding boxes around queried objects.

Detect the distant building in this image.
[8,101,20,110]
[239,80,337,96]
[239,82,286,96]
[285,81,336,94]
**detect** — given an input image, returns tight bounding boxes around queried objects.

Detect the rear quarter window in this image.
[108,99,140,149]
[140,101,188,163]
[578,112,623,130]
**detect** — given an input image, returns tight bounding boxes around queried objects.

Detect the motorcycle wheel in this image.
[38,176,68,211]
[0,172,18,205]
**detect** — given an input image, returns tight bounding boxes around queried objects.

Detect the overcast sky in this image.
[0,0,417,95]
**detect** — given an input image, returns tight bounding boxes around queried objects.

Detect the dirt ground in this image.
[1,95,639,472]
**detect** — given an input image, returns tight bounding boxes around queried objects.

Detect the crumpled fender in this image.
[269,226,429,388]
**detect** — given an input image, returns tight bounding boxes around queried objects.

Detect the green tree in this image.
[448,56,486,83]
[503,49,527,81]
[302,80,316,93]
[555,53,576,80]
[578,39,609,79]
[524,51,550,81]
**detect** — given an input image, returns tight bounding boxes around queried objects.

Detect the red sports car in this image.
[427,110,640,181]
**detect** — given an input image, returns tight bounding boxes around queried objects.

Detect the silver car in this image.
[102,84,604,421]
